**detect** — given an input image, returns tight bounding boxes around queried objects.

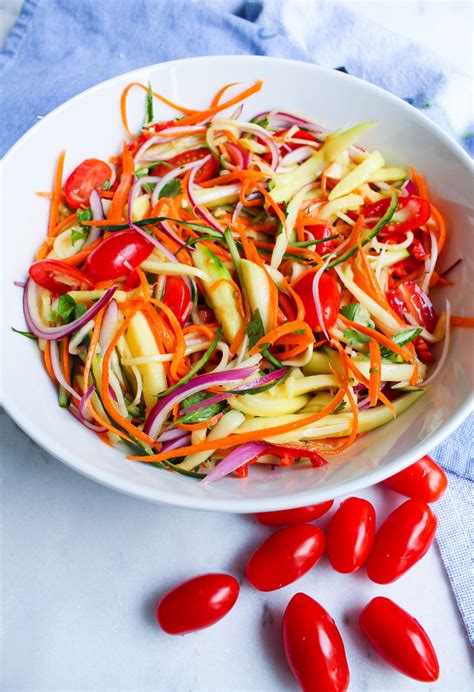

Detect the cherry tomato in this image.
[156,573,239,635]
[246,524,325,591]
[387,280,438,331]
[254,501,333,527]
[198,305,215,323]
[29,259,93,295]
[414,335,435,364]
[294,271,340,332]
[359,597,439,682]
[326,497,376,573]
[64,159,112,210]
[362,196,431,232]
[280,128,319,151]
[84,230,153,281]
[306,223,338,256]
[383,455,447,503]
[283,592,350,692]
[162,276,192,326]
[366,499,437,583]
[152,148,219,183]
[129,120,176,156]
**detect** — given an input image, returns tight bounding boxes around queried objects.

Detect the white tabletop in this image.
[1,2,472,690]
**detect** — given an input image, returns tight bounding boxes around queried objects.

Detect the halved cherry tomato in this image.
[29,259,93,295]
[246,524,325,591]
[162,276,192,326]
[64,159,112,210]
[366,499,437,583]
[283,592,350,692]
[254,501,333,527]
[359,597,439,682]
[362,195,431,232]
[326,497,376,573]
[387,280,438,331]
[306,223,338,256]
[84,230,153,281]
[294,271,340,332]
[157,573,239,635]
[152,148,219,183]
[198,305,215,323]
[383,455,447,503]
[128,120,176,156]
[279,128,319,151]
[413,335,435,364]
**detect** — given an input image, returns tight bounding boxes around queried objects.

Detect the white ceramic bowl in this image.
[1,56,473,512]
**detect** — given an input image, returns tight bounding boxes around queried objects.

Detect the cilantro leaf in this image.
[245,309,265,349]
[57,294,77,323]
[380,328,423,359]
[343,327,372,347]
[158,178,182,199]
[102,180,111,191]
[71,227,89,245]
[77,207,92,224]
[252,115,269,129]
[340,302,374,328]
[145,81,153,125]
[74,302,88,320]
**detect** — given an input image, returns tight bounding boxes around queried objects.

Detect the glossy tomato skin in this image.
[84,230,153,281]
[152,148,219,183]
[254,501,333,527]
[326,497,376,573]
[383,455,448,503]
[359,597,439,682]
[362,196,431,233]
[64,159,112,210]
[366,499,437,584]
[294,271,340,332]
[246,524,325,591]
[29,259,93,295]
[387,280,438,332]
[162,276,192,326]
[157,573,239,635]
[283,593,350,692]
[306,223,338,256]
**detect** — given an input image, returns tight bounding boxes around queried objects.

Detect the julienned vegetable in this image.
[18,78,468,482]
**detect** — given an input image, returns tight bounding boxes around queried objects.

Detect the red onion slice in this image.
[201,441,269,484]
[151,158,204,207]
[98,299,119,353]
[161,433,192,453]
[69,404,107,432]
[49,339,81,401]
[144,365,258,440]
[78,384,97,420]
[186,159,225,235]
[84,189,105,247]
[421,300,451,388]
[134,125,205,162]
[23,281,117,340]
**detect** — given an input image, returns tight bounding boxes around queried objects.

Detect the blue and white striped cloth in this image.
[1,0,472,641]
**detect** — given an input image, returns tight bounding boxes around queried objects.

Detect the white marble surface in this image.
[1,1,473,690]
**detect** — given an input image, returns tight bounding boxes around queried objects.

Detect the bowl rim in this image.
[2,55,473,513]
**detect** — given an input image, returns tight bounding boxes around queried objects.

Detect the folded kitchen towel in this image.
[1,0,472,640]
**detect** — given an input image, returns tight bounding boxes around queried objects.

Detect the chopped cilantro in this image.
[77,207,92,224]
[102,180,111,191]
[340,303,374,328]
[343,328,372,347]
[71,227,89,245]
[57,294,76,323]
[380,328,423,359]
[159,178,182,199]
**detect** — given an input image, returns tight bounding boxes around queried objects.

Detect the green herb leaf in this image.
[245,309,265,349]
[268,179,275,191]
[158,179,182,199]
[340,303,374,328]
[334,401,347,413]
[77,207,92,224]
[252,115,269,129]
[11,327,37,340]
[57,294,77,323]
[145,81,153,125]
[380,328,423,359]
[343,327,372,347]
[74,302,88,320]
[102,180,111,191]
[71,227,89,245]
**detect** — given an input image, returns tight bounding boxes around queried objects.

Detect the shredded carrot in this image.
[82,308,105,394]
[429,203,447,253]
[409,361,419,387]
[35,238,54,260]
[322,370,359,455]
[128,383,346,462]
[107,142,135,221]
[142,303,173,354]
[209,279,245,317]
[176,80,263,128]
[210,82,240,107]
[283,277,305,321]
[48,150,66,235]
[43,342,57,383]
[176,413,224,432]
[149,298,186,381]
[120,82,198,136]
[338,314,412,362]
[255,182,286,228]
[51,212,77,238]
[183,324,216,340]
[368,341,381,407]
[451,316,474,328]
[250,320,314,355]
[62,238,102,265]
[410,166,429,200]
[135,267,150,299]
